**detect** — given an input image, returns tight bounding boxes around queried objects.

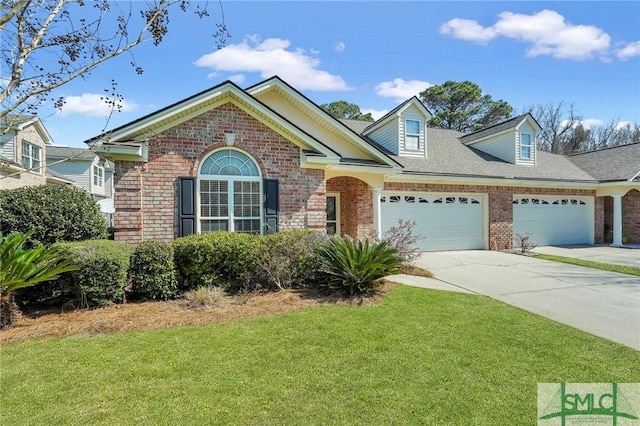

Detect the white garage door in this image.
[381,193,484,251]
[513,195,594,246]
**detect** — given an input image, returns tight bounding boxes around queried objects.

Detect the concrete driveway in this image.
[410,250,640,350]
[532,244,640,268]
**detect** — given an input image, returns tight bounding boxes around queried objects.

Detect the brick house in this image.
[88,77,640,249]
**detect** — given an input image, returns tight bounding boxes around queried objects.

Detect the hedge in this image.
[129,241,178,300]
[55,240,134,307]
[0,185,107,247]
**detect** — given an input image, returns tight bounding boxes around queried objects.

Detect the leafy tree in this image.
[1,0,230,125]
[0,231,78,328]
[419,81,513,133]
[321,101,374,122]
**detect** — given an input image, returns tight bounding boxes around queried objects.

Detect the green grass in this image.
[2,286,638,425]
[535,253,640,276]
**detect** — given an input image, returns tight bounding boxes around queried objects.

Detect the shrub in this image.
[54,240,134,307]
[128,241,178,300]
[258,230,325,290]
[382,219,423,264]
[0,185,107,247]
[181,286,226,309]
[514,233,538,254]
[1,232,79,328]
[173,232,263,293]
[319,236,401,296]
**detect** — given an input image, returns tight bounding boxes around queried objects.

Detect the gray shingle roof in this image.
[568,143,640,182]
[337,118,372,135]
[47,146,97,160]
[459,113,539,144]
[391,128,597,182]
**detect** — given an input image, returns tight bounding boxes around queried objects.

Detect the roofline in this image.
[247,76,403,169]
[460,113,543,145]
[85,78,341,161]
[362,97,432,135]
[568,141,640,157]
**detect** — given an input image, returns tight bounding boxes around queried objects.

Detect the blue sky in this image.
[45,1,640,148]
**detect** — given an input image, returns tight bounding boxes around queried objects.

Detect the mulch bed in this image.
[0,282,396,345]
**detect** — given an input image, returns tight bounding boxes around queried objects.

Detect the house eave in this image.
[386,172,599,189]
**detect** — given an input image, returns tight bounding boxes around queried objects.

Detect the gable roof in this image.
[390,127,596,183]
[568,143,640,182]
[85,79,341,163]
[460,113,542,145]
[1,114,54,144]
[361,97,432,136]
[246,76,402,170]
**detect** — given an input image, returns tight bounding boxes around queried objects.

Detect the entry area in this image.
[512,195,594,246]
[381,192,485,251]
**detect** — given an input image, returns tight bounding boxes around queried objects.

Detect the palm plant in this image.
[1,232,79,328]
[319,236,401,295]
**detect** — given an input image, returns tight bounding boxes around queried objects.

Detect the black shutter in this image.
[264,179,279,234]
[178,177,196,237]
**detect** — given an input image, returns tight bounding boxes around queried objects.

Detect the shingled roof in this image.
[568,142,640,182]
[393,128,596,182]
[459,113,541,144]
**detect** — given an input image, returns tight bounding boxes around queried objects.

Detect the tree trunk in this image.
[0,292,23,329]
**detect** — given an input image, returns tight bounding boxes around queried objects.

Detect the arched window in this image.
[198,149,262,234]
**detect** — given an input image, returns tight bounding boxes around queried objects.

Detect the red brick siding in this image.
[326,177,374,240]
[113,103,325,242]
[595,196,605,243]
[602,190,639,244]
[623,189,640,243]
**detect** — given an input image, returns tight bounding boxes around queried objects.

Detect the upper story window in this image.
[93,164,104,188]
[520,133,532,159]
[21,141,41,173]
[405,119,421,151]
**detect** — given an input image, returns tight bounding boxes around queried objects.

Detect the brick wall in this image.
[113,103,326,242]
[623,189,639,243]
[326,176,375,239]
[601,190,639,244]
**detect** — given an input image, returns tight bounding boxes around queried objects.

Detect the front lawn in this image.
[535,253,640,276]
[2,285,638,425]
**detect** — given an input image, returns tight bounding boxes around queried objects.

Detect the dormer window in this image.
[405,119,420,151]
[520,133,532,159]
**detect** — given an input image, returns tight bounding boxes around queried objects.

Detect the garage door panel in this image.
[513,196,593,246]
[381,193,484,251]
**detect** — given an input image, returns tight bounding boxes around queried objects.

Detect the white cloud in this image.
[616,40,640,60]
[333,41,346,53]
[59,93,137,117]
[228,74,246,85]
[440,18,496,44]
[615,121,632,130]
[374,78,432,102]
[561,118,603,130]
[361,108,389,121]
[441,9,611,61]
[194,35,350,91]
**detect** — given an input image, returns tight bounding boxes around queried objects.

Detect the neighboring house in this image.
[86,76,640,249]
[0,114,71,189]
[46,146,115,226]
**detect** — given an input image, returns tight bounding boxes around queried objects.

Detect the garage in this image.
[381,193,485,251]
[512,195,594,246]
